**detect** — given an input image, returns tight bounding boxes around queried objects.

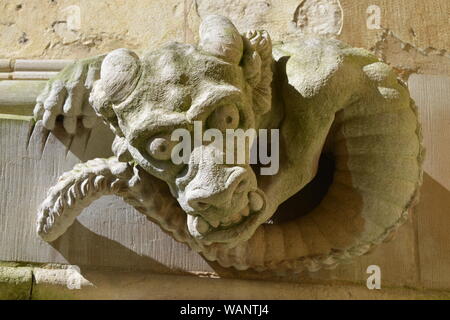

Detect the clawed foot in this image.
[33,56,104,135]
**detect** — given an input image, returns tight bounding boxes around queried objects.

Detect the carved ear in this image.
[199,15,243,64]
[241,30,273,115]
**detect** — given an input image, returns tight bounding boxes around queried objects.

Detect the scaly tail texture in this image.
[36,157,191,244]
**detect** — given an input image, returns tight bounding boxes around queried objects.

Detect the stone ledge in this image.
[0,80,46,118]
[0,266,33,299]
[0,59,69,119]
[1,263,450,300]
[0,59,70,80]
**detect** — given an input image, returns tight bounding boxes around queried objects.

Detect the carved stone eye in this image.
[207,105,240,131]
[146,135,175,161]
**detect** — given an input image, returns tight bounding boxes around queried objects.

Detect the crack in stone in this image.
[373,28,449,58]
[370,28,450,80]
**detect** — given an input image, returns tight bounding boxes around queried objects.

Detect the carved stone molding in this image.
[0,59,71,80]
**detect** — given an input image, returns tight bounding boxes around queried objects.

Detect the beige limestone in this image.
[0,0,448,299]
[1,264,449,299]
[1,0,448,78]
[31,15,423,274]
[0,266,32,299]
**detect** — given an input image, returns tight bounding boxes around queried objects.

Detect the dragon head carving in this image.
[35,15,423,272]
[89,16,274,246]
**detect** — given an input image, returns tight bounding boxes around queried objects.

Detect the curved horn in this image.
[99,48,140,103]
[199,15,243,64]
[89,48,140,136]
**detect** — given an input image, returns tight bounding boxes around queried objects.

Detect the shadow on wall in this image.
[33,120,191,276]
[38,167,450,283]
[50,220,190,276]
[28,118,115,162]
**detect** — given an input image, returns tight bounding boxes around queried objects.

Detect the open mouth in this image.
[186,189,270,247]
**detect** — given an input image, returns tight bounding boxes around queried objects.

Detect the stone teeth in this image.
[249,191,264,212]
[240,206,250,217]
[230,211,242,223]
[218,206,251,227]
[195,217,210,233]
[219,215,235,227]
[187,215,210,237]
[221,220,233,227]
[208,219,220,228]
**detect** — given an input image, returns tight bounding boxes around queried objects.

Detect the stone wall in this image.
[0,0,449,299]
[1,0,448,76]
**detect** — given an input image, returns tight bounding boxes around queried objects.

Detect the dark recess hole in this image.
[271,153,335,223]
[56,115,64,123]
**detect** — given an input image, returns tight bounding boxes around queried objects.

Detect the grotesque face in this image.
[91,16,273,246]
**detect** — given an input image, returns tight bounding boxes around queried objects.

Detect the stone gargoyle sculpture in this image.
[34,15,423,273]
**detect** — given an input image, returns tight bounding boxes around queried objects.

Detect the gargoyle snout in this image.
[176,144,259,239]
[186,166,250,213]
[184,164,259,240]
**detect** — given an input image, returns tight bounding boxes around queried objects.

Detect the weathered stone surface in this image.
[0,265,32,299]
[30,15,422,275]
[0,118,212,273]
[409,75,450,290]
[0,0,186,59]
[26,266,450,300]
[32,266,93,300]
[0,80,45,116]
[0,0,448,298]
[1,0,448,79]
[0,262,448,299]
